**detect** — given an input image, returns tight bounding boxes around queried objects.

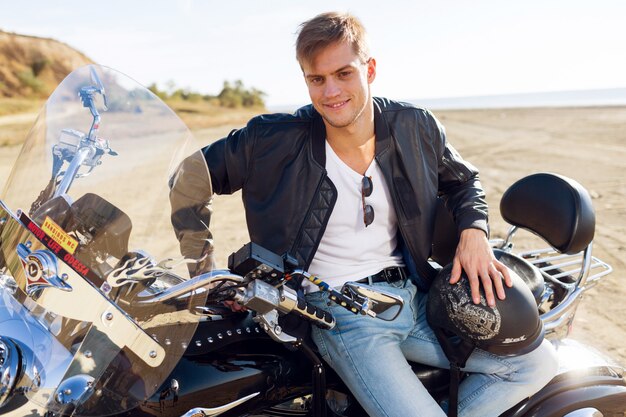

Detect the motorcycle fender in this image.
[523,384,626,417]
[502,365,626,417]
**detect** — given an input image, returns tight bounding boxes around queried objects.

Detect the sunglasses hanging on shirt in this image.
[361,175,374,227]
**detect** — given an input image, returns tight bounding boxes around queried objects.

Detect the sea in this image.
[270,88,626,112]
[410,87,626,110]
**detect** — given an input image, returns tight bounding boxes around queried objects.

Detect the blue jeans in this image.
[306,279,558,417]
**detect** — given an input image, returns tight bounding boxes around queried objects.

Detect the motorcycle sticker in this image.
[40,216,78,254]
[18,211,104,287]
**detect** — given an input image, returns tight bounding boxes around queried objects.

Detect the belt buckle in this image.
[386,267,404,283]
[382,268,393,283]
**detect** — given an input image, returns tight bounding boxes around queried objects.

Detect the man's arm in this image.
[169,150,215,276]
[169,123,256,277]
[432,113,512,306]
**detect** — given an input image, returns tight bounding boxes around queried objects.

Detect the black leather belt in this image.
[356,266,407,285]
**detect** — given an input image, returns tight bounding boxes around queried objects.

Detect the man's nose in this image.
[324,78,341,98]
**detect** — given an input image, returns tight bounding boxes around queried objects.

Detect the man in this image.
[170,12,557,416]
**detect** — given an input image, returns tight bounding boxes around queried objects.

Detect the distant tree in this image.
[31,57,49,77]
[148,83,168,100]
[218,79,265,108]
[148,79,265,108]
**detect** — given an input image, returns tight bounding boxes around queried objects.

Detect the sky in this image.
[2,0,625,107]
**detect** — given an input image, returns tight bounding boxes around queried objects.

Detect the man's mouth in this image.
[325,99,349,109]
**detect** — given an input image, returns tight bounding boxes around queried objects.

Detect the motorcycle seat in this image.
[411,362,450,397]
[184,309,269,356]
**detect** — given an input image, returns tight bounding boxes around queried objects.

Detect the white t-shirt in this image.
[305,141,404,292]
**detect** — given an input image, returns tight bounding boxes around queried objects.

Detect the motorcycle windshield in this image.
[0,65,209,415]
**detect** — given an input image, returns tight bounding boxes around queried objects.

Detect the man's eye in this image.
[310,77,323,85]
[339,71,352,78]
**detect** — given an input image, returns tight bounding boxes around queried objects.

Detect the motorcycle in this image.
[0,65,624,417]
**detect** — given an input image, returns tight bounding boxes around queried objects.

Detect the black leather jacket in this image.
[171,97,488,289]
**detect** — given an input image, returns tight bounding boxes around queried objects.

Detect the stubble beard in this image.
[320,100,367,129]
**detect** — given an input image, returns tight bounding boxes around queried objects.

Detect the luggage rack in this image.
[506,242,613,338]
[517,246,612,291]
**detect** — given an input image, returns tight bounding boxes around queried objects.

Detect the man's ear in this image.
[367,58,377,83]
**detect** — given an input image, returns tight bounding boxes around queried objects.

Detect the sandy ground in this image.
[1,106,625,373]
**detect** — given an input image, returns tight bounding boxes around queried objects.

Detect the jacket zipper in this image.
[441,155,467,182]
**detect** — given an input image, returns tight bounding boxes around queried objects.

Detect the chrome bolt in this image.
[0,217,6,225]
[105,312,114,321]
[255,327,260,333]
[226,330,233,336]
[274,325,282,335]
[165,338,171,346]
[207,337,214,343]
[64,389,72,395]
[60,273,69,281]
[84,351,93,358]
[236,329,242,335]
[246,327,251,333]
[25,241,32,248]
[195,340,201,347]
[149,350,157,359]
[217,333,224,339]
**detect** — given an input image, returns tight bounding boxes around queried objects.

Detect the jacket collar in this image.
[310,97,392,167]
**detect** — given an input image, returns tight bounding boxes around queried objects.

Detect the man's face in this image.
[301,41,376,130]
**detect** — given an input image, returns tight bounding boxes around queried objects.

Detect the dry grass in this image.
[167,99,264,130]
[0,97,44,115]
[0,97,265,147]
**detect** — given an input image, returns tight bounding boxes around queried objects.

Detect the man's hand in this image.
[449,228,512,307]
[223,300,248,312]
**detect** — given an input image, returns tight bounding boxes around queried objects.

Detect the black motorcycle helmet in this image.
[427,263,544,360]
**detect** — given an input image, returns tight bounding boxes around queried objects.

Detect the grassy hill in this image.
[0,30,264,146]
[0,30,93,98]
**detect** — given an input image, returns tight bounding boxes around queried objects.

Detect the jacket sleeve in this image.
[431,112,489,236]
[168,121,257,276]
[169,149,215,276]
[202,120,257,195]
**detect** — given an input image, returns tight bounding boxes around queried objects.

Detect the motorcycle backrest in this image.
[500,173,595,254]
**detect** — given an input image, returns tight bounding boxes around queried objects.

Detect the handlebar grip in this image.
[293,297,335,330]
[329,292,362,315]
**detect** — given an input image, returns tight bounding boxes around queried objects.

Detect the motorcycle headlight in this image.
[0,337,22,408]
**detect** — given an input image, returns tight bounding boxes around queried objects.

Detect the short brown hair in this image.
[296,12,370,66]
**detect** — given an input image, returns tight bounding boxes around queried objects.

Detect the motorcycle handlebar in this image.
[278,285,335,330]
[238,279,335,330]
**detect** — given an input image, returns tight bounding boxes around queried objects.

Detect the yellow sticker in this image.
[41,216,78,255]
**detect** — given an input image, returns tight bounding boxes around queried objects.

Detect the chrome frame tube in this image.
[136,270,244,305]
[541,287,584,333]
[180,392,260,417]
[52,146,93,198]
